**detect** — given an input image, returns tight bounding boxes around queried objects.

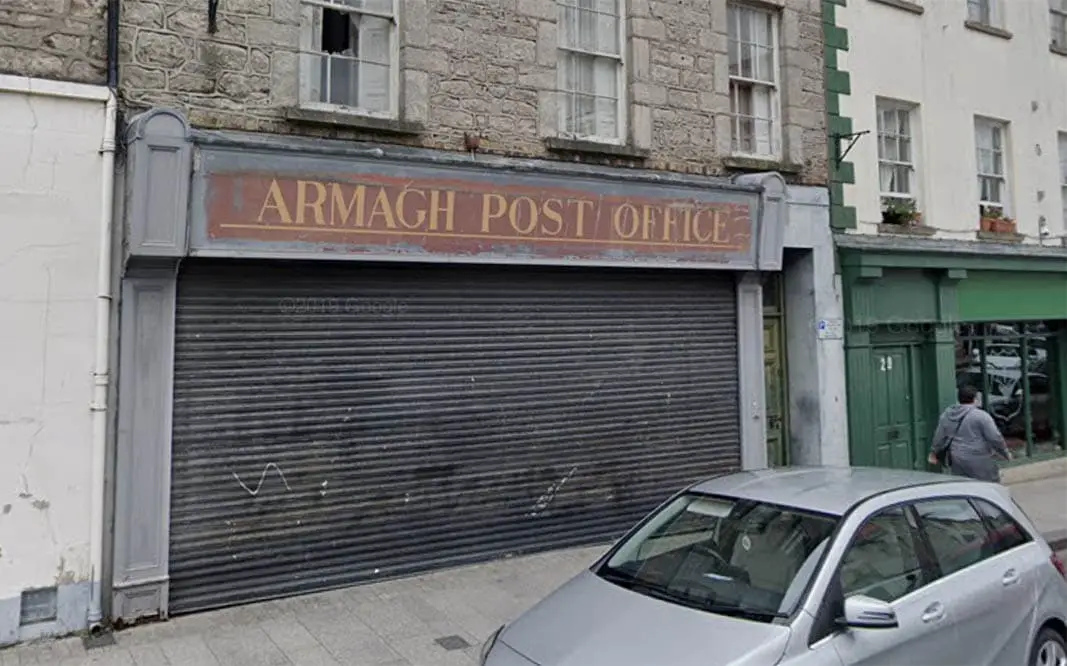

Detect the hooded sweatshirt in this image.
[931,403,1010,482]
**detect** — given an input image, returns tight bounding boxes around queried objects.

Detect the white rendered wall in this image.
[839,0,1067,242]
[0,77,108,645]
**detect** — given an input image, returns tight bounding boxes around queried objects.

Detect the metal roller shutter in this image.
[168,259,741,614]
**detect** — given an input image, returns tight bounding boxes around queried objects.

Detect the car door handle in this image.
[1002,569,1020,586]
[921,602,945,623]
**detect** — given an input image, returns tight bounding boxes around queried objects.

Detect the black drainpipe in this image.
[106,0,119,89]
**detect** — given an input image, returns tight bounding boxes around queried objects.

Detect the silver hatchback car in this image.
[479,467,1067,666]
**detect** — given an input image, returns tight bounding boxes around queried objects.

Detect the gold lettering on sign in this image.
[641,205,657,241]
[482,193,507,233]
[296,180,327,226]
[225,175,750,255]
[430,190,456,232]
[692,209,714,243]
[612,203,639,239]
[662,206,679,242]
[258,179,293,224]
[542,198,564,236]
[713,212,730,244]
[330,184,366,227]
[509,196,538,235]
[395,188,426,230]
[571,199,593,238]
[368,188,397,229]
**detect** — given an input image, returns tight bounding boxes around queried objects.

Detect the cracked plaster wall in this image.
[0,90,104,638]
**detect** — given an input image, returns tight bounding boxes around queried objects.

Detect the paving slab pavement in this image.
[0,546,607,666]
[3,470,1065,666]
[1007,472,1067,549]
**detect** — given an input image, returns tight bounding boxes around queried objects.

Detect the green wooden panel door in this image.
[871,346,915,469]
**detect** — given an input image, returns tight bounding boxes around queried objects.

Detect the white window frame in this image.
[967,0,1002,27]
[1058,132,1067,231]
[298,0,401,119]
[974,117,1010,216]
[727,3,782,160]
[1051,0,1067,49]
[556,0,628,144]
[875,99,919,206]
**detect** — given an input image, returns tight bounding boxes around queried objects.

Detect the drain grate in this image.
[435,635,472,651]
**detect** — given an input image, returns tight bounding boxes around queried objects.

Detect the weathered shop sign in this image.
[204,172,753,265]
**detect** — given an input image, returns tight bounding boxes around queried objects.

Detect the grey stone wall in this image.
[119,0,828,184]
[0,0,108,84]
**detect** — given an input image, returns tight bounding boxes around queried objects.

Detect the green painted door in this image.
[871,346,915,469]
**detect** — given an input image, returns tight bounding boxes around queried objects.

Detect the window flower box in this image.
[881,198,921,226]
[979,205,1015,234]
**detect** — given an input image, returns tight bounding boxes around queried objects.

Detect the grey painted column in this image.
[736,272,768,471]
[730,171,785,471]
[111,272,177,620]
[782,186,849,466]
[111,108,192,622]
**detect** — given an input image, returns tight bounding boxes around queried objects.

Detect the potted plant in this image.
[882,198,920,226]
[979,205,1016,233]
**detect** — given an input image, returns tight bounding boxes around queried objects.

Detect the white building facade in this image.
[0,75,116,646]
[830,0,1067,476]
[840,0,1067,240]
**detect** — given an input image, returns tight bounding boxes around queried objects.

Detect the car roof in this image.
[688,466,971,517]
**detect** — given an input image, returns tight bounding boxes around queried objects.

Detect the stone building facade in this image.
[0,0,108,83]
[105,0,848,628]
[118,0,829,182]
[4,0,848,642]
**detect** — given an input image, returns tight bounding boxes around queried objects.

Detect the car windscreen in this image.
[596,493,839,622]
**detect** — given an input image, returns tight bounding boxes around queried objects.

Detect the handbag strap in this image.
[947,410,972,448]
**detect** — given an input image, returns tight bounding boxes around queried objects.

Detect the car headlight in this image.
[479,625,505,665]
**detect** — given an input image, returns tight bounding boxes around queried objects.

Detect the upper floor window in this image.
[1051,0,1067,49]
[876,100,918,204]
[728,4,780,158]
[298,0,398,117]
[967,0,1002,27]
[557,0,626,143]
[975,117,1009,215]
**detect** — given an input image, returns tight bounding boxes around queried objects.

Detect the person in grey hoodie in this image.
[929,385,1013,482]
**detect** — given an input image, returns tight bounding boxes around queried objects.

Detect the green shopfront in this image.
[837,235,1067,471]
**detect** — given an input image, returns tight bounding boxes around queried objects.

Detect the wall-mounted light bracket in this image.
[831,130,869,168]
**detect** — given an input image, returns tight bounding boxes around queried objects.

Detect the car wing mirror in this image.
[838,595,899,630]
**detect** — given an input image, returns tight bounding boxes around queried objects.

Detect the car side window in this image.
[973,498,1032,554]
[914,499,990,577]
[839,506,926,603]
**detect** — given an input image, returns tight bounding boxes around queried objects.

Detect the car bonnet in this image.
[499,570,792,666]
